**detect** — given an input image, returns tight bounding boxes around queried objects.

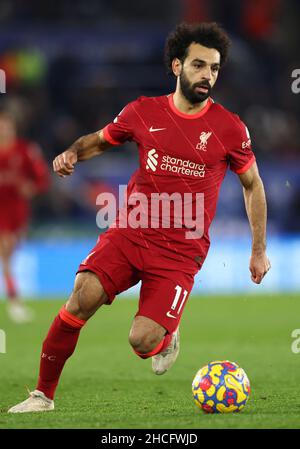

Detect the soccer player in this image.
[9,22,270,412]
[0,111,49,323]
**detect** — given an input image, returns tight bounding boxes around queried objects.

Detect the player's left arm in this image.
[238,162,271,284]
[20,143,50,199]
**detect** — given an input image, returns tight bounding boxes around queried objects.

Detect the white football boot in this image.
[7,302,34,324]
[152,327,180,375]
[7,390,54,413]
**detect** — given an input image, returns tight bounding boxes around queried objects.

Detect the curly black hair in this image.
[164,22,231,75]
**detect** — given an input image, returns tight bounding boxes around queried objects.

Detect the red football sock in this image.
[4,273,18,299]
[36,306,86,400]
[134,332,172,359]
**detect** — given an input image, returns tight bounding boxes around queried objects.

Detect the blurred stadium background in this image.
[0,0,299,298]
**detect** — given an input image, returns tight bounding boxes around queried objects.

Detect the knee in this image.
[129,329,162,354]
[66,272,108,320]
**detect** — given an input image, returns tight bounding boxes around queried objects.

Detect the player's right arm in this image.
[53,130,112,177]
[53,100,137,177]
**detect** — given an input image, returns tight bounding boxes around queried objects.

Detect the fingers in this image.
[53,153,75,177]
[63,153,75,169]
[250,266,262,284]
[251,272,264,284]
[250,259,271,284]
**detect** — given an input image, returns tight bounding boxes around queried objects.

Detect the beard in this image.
[179,70,212,104]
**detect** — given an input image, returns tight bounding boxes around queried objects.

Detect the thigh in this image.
[77,231,141,304]
[0,232,18,259]
[66,271,109,320]
[137,269,195,334]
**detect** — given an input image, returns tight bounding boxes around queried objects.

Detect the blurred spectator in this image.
[0,110,49,319]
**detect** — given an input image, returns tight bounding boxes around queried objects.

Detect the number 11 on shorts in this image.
[171,285,188,315]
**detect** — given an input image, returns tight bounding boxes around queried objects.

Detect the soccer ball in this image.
[192,360,250,413]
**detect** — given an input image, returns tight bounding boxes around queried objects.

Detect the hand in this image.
[53,150,77,177]
[249,251,271,284]
[19,181,36,199]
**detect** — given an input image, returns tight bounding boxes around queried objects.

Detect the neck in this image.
[173,89,209,115]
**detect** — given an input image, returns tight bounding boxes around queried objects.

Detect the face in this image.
[173,42,221,104]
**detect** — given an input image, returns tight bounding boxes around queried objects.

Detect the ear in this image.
[172,58,182,77]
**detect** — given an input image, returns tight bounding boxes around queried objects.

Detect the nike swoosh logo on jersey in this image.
[166,311,177,319]
[149,126,167,132]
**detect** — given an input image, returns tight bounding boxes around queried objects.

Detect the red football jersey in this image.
[102,94,255,274]
[0,139,49,231]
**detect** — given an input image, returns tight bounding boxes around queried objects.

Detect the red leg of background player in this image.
[0,233,19,300]
[0,232,34,322]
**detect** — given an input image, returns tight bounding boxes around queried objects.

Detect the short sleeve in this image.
[102,102,136,146]
[227,116,256,174]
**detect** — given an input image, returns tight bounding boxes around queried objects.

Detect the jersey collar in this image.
[168,93,213,119]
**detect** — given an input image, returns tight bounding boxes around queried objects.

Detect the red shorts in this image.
[0,201,28,233]
[77,230,196,334]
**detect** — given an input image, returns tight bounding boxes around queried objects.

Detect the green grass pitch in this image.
[0,293,300,429]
